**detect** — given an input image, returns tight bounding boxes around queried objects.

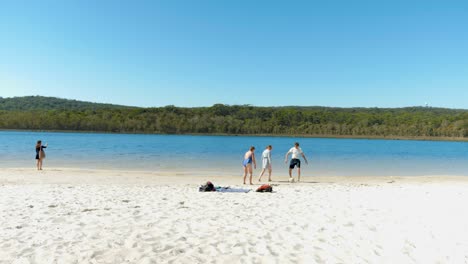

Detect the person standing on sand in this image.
[258,145,273,182]
[242,146,256,185]
[284,142,308,182]
[35,140,48,170]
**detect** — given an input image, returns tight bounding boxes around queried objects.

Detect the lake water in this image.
[2,131,468,177]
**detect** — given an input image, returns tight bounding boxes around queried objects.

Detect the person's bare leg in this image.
[39,159,43,170]
[36,160,40,170]
[249,166,253,185]
[268,167,272,181]
[298,168,301,182]
[258,169,266,182]
[289,168,293,180]
[243,166,247,184]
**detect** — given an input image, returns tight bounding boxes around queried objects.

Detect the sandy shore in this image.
[1,168,468,263]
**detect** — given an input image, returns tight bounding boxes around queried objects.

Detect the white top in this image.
[262,149,271,163]
[288,147,303,159]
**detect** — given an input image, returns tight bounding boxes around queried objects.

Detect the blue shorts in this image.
[289,159,301,169]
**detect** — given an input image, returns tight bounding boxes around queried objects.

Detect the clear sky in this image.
[1,0,467,108]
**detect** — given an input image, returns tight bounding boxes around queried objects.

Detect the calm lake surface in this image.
[2,131,468,176]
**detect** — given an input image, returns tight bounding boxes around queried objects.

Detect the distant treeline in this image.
[0,96,132,111]
[1,96,468,139]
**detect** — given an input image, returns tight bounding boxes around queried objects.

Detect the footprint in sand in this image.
[232,245,244,255]
[314,254,326,264]
[405,239,416,249]
[82,208,98,212]
[317,227,326,233]
[313,246,322,251]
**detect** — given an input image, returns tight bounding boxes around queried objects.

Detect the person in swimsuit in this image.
[284,142,308,182]
[258,145,272,182]
[242,146,256,185]
[35,140,48,170]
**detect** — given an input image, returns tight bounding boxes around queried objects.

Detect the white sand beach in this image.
[1,168,468,263]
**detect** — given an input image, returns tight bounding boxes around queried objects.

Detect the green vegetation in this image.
[1,96,468,139]
[0,96,132,111]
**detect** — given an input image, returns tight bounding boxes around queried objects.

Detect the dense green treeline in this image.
[0,96,132,111]
[1,97,468,139]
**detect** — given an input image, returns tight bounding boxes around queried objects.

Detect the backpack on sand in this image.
[256,184,272,192]
[199,181,216,192]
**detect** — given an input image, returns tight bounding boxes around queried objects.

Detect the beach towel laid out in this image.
[198,182,251,193]
[256,184,273,192]
[215,186,250,193]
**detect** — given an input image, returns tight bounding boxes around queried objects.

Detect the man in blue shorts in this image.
[284,142,308,182]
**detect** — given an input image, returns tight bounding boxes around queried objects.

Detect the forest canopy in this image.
[1,96,468,139]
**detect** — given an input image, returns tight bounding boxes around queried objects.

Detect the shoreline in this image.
[2,129,468,143]
[2,167,468,186]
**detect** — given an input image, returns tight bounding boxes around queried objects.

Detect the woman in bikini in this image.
[242,146,256,185]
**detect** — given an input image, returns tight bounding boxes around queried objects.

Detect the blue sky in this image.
[1,0,467,108]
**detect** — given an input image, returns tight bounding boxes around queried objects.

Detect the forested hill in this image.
[0,96,133,111]
[1,96,468,139]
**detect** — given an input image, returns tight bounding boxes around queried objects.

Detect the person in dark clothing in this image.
[35,140,48,170]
